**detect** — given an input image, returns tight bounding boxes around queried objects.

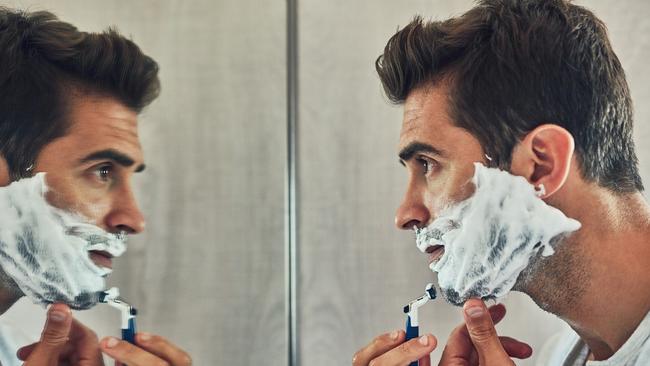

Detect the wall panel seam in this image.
[286,0,299,365]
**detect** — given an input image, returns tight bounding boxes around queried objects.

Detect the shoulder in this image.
[535,322,582,366]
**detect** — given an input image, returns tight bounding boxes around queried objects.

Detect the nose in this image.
[395,185,430,230]
[104,186,145,234]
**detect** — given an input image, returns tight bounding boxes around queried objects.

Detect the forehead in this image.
[68,97,138,136]
[65,96,143,159]
[398,84,485,164]
[399,85,459,150]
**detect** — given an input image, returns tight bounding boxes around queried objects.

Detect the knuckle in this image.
[398,341,411,354]
[121,342,138,356]
[352,351,362,365]
[151,334,166,344]
[469,325,498,342]
[372,336,384,347]
[180,352,193,366]
[42,330,69,346]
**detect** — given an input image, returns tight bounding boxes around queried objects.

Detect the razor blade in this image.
[99,287,137,344]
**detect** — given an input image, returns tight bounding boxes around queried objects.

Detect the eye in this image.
[416,156,438,176]
[92,163,114,183]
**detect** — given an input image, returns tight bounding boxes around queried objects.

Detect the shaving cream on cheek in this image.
[416,163,581,305]
[0,173,126,309]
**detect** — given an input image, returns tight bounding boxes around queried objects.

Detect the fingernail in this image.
[139,332,152,341]
[466,306,485,318]
[418,335,429,346]
[49,310,67,322]
[483,298,494,307]
[389,330,399,340]
[105,337,119,348]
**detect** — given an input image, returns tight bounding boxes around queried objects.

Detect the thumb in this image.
[463,298,512,366]
[24,303,73,366]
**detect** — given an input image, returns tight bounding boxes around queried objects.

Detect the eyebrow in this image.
[398,142,445,164]
[79,149,146,173]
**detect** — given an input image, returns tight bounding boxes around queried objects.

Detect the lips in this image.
[88,250,113,269]
[426,245,445,264]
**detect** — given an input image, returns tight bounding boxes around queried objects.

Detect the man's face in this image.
[395,85,485,233]
[33,96,145,268]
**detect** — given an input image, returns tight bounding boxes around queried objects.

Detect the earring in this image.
[534,184,546,198]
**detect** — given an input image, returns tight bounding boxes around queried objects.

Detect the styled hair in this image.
[0,7,160,180]
[376,0,642,192]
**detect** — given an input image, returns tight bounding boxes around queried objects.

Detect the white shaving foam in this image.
[0,173,126,309]
[415,163,581,305]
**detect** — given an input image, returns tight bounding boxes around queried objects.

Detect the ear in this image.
[0,155,9,187]
[510,124,574,198]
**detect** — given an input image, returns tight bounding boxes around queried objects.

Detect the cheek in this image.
[43,173,80,211]
[425,164,477,213]
[75,201,111,225]
[43,173,110,224]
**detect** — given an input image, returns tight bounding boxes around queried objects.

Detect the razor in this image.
[99,287,138,344]
[403,283,437,366]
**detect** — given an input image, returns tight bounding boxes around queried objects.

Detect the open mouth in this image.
[426,245,445,264]
[88,250,113,269]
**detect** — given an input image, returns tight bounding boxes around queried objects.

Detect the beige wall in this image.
[0,1,648,365]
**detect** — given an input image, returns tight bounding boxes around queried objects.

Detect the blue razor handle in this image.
[402,283,436,366]
[122,317,136,344]
[405,315,419,366]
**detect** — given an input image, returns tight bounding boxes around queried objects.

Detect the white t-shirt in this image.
[0,322,31,366]
[537,311,650,366]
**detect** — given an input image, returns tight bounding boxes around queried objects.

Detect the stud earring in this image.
[534,183,546,198]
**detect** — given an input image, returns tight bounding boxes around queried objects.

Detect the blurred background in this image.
[0,0,649,365]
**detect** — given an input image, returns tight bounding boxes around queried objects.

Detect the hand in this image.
[352,331,437,366]
[19,303,103,366]
[99,333,192,366]
[439,299,532,366]
[19,303,192,366]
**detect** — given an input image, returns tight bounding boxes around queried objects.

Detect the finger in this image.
[446,302,506,343]
[16,343,37,361]
[135,332,192,365]
[463,299,511,365]
[500,336,533,359]
[352,330,405,366]
[24,303,73,366]
[20,318,103,362]
[370,334,437,366]
[100,337,168,366]
[488,303,506,325]
[418,354,431,366]
[69,318,103,364]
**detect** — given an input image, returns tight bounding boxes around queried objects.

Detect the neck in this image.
[521,189,650,361]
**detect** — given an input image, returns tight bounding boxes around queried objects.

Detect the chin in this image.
[440,286,498,307]
[440,287,467,306]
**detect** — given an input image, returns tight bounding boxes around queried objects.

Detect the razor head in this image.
[425,283,437,300]
[99,287,120,303]
[403,284,438,314]
[98,291,108,303]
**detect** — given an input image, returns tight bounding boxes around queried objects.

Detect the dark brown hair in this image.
[376,0,642,192]
[0,8,160,180]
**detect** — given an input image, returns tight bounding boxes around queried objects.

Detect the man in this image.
[354,0,650,365]
[0,7,191,366]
